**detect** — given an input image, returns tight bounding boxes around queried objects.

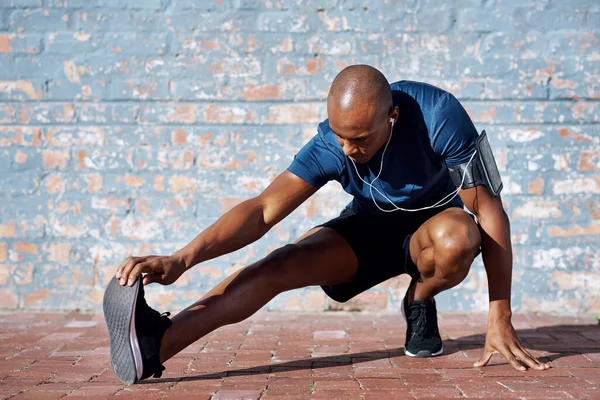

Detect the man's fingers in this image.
[518,345,551,370]
[142,273,161,286]
[116,257,138,286]
[473,348,495,367]
[512,347,545,370]
[116,256,147,286]
[498,347,526,371]
[127,261,153,286]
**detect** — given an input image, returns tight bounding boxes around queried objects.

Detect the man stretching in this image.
[103,65,550,384]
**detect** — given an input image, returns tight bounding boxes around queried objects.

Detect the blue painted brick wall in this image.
[0,0,598,315]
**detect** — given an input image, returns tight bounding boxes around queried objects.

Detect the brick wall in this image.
[0,0,598,315]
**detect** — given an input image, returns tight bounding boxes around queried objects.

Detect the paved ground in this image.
[0,310,599,399]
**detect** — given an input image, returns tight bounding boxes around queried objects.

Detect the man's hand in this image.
[474,317,551,371]
[115,255,186,286]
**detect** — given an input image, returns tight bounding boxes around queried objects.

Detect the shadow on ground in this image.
[142,323,600,384]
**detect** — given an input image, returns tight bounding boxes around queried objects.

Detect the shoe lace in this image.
[408,302,437,338]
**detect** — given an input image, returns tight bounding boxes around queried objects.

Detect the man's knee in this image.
[431,212,481,282]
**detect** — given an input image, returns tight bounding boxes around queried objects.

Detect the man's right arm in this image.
[172,170,318,270]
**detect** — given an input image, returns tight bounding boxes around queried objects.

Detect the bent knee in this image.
[431,211,481,280]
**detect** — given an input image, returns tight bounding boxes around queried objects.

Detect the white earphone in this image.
[349,117,477,213]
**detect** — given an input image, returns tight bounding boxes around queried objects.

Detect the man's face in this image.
[328,100,399,164]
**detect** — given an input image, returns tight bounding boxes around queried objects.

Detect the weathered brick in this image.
[173,32,294,57]
[462,101,600,125]
[548,223,600,238]
[528,177,545,195]
[526,7,589,31]
[46,126,104,147]
[73,148,134,171]
[71,10,130,31]
[44,32,100,54]
[256,11,316,33]
[578,150,600,171]
[9,9,72,31]
[99,32,171,56]
[0,127,42,147]
[104,79,171,101]
[49,0,161,9]
[214,57,262,78]
[42,242,71,264]
[0,80,43,101]
[0,104,17,124]
[168,10,256,32]
[0,243,7,263]
[169,0,235,12]
[76,103,138,124]
[0,171,39,194]
[0,288,19,308]
[0,33,42,54]
[11,55,73,80]
[0,35,9,53]
[134,147,195,171]
[276,56,326,76]
[10,264,34,285]
[42,172,104,194]
[553,177,600,195]
[265,103,325,124]
[41,149,70,170]
[138,103,199,124]
[204,104,260,124]
[456,6,526,32]
[18,103,75,124]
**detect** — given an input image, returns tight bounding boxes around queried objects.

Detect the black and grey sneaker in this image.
[103,276,172,384]
[401,276,443,358]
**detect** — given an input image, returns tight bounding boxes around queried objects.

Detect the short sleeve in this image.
[287,133,343,189]
[430,93,478,168]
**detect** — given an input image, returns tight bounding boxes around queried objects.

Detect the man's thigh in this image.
[267,226,359,289]
[312,208,422,303]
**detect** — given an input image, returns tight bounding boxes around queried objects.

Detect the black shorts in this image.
[317,205,476,303]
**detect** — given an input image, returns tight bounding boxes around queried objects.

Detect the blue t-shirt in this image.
[287,80,479,216]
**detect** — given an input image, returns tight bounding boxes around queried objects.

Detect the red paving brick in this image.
[0,311,598,399]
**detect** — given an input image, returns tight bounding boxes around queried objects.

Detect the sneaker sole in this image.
[102,276,142,384]
[404,347,444,358]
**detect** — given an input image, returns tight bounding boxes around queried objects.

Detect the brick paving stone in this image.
[560,389,600,398]
[361,389,414,399]
[10,392,66,400]
[410,383,464,398]
[568,368,600,384]
[261,395,310,400]
[0,311,598,399]
[357,377,406,390]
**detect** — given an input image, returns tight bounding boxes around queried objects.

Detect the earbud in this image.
[390,118,394,125]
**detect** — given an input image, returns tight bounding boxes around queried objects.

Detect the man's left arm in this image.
[458,185,550,371]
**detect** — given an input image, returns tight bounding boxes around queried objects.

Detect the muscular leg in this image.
[159,227,358,363]
[408,208,482,302]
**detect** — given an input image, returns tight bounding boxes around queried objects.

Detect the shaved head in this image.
[328,65,393,114]
[326,65,398,164]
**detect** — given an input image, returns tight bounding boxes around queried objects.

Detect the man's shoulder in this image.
[301,119,344,162]
[390,80,449,103]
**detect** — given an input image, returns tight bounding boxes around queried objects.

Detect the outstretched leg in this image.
[159,226,359,363]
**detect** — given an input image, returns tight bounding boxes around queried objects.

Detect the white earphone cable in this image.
[349,120,478,213]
